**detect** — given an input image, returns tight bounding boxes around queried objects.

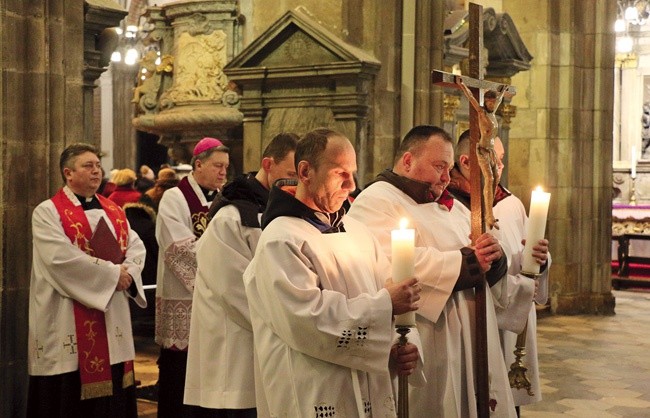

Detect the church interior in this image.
[4,0,650,416]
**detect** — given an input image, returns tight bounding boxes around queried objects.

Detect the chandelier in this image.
[110,23,141,66]
[616,0,650,30]
[615,0,650,53]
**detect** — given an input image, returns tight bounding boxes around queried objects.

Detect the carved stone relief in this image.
[161,30,229,107]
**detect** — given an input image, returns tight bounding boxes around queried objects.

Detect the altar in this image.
[612,204,650,288]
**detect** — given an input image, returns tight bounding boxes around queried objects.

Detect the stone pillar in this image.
[365,1,401,181]
[111,61,140,169]
[496,97,516,186]
[83,0,128,143]
[1,1,86,414]
[413,0,445,127]
[505,0,616,314]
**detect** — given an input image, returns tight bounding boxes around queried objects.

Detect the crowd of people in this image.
[27,126,550,418]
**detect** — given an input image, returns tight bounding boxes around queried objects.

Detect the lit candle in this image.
[392,218,416,326]
[521,187,551,274]
[631,146,637,178]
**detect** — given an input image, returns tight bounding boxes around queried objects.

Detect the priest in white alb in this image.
[155,137,230,417]
[448,131,550,413]
[348,125,517,418]
[184,132,298,417]
[244,128,424,417]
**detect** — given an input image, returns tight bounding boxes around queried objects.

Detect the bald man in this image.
[244,128,423,417]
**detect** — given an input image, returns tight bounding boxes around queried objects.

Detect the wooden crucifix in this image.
[432,3,516,417]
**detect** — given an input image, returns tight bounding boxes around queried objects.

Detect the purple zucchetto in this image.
[193,137,224,156]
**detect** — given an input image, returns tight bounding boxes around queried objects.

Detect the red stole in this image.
[51,189,134,400]
[178,176,209,238]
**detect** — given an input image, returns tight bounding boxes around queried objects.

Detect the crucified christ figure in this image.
[456,77,508,230]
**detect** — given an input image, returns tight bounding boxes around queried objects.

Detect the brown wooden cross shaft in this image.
[431,3,516,417]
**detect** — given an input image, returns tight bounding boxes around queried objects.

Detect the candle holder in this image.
[396,325,412,418]
[630,176,637,206]
[507,271,539,397]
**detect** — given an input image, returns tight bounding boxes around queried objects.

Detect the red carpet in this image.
[612,261,650,290]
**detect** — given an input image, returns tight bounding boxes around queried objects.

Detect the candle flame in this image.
[535,185,544,192]
[399,218,408,230]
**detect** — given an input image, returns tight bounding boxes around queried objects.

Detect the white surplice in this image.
[184,204,259,409]
[492,194,550,406]
[155,173,207,349]
[349,181,517,418]
[28,186,146,376]
[244,215,404,418]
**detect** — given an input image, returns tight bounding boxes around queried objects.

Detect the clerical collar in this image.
[198,185,217,202]
[373,169,454,209]
[262,179,346,233]
[208,172,270,227]
[74,193,102,211]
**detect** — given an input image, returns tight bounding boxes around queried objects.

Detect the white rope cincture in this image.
[351,368,366,418]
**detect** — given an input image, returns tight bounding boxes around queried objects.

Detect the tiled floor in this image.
[133,289,650,417]
[134,334,159,418]
[522,289,650,417]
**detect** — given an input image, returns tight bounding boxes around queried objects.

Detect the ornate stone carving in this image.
[497,103,517,127]
[612,219,650,235]
[482,8,533,77]
[132,0,243,151]
[443,94,461,122]
[224,10,379,177]
[443,8,533,79]
[160,30,230,107]
[132,51,174,114]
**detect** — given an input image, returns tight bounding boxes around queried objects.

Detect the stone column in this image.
[1,1,87,414]
[496,98,516,186]
[111,61,140,169]
[504,0,616,314]
[413,0,445,127]
[83,0,128,143]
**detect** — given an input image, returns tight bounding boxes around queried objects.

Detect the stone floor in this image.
[133,289,650,417]
[522,289,650,417]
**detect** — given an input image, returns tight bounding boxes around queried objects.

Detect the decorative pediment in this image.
[223,9,380,181]
[482,8,533,77]
[444,7,533,78]
[225,10,380,72]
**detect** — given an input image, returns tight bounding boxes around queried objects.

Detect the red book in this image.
[90,217,125,264]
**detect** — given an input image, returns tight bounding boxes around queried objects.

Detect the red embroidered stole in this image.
[51,189,134,400]
[178,176,209,238]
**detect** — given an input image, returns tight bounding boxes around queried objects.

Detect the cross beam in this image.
[431,71,517,97]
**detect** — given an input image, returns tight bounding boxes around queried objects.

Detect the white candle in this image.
[392,218,416,326]
[631,146,637,178]
[521,186,551,274]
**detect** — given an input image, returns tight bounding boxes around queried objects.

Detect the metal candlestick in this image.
[507,271,539,397]
[630,176,637,206]
[396,325,411,418]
